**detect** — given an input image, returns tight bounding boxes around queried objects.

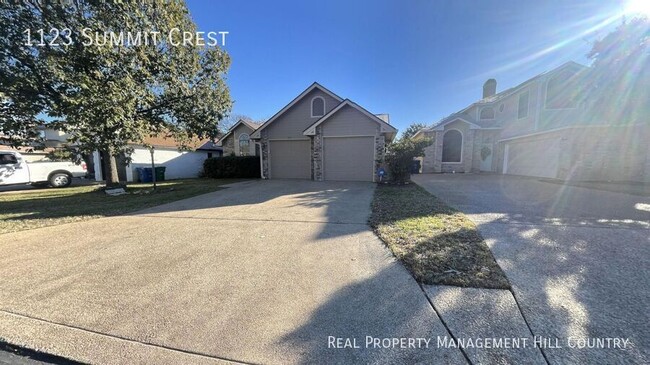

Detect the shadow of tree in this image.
[412,173,650,363]
[482,219,650,364]
[278,263,467,364]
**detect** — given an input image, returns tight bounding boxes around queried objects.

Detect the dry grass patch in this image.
[370,183,510,289]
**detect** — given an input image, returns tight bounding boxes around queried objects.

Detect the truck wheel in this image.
[49,173,72,188]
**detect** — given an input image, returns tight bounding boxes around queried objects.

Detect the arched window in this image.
[442,129,462,163]
[479,107,495,120]
[311,96,325,117]
[238,134,250,156]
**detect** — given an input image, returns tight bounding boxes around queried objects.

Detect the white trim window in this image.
[518,90,529,119]
[442,129,463,163]
[238,133,250,156]
[311,96,325,117]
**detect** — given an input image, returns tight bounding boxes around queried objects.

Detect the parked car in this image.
[0,151,87,188]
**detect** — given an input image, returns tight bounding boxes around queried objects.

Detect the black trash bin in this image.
[154,166,166,181]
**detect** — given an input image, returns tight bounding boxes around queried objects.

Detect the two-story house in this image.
[414,62,650,182]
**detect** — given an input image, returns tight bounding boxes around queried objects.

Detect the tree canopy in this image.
[586,16,649,123]
[0,1,232,184]
[400,122,428,140]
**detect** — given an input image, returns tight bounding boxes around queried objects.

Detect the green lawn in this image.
[370,183,510,289]
[0,179,242,234]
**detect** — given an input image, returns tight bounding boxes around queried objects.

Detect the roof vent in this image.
[483,79,497,99]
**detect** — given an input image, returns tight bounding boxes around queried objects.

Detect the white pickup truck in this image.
[0,151,87,188]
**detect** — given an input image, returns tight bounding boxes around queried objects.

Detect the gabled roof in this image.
[424,61,588,132]
[431,114,483,131]
[411,129,426,140]
[251,82,344,139]
[475,61,587,105]
[197,141,223,151]
[303,99,398,139]
[219,119,261,142]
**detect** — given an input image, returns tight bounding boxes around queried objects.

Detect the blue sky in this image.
[186,0,629,133]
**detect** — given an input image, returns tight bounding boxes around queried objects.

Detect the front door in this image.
[0,152,30,185]
[479,143,493,172]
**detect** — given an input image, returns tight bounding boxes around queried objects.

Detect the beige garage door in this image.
[269,140,311,179]
[324,136,374,181]
[505,138,559,179]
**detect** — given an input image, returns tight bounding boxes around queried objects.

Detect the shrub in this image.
[203,156,260,178]
[385,138,428,183]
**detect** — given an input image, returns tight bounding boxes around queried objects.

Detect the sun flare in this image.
[625,0,650,16]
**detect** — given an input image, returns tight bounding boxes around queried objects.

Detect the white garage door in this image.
[324,136,374,181]
[269,140,311,179]
[505,138,559,179]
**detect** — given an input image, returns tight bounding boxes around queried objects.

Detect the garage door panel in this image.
[324,137,374,182]
[506,138,559,179]
[270,140,311,179]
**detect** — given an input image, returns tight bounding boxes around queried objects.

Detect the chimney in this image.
[375,114,390,124]
[483,79,497,99]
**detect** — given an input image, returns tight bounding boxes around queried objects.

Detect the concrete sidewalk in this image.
[423,286,547,365]
[0,180,466,364]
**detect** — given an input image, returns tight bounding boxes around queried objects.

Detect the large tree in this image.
[586,16,649,123]
[0,1,232,185]
[400,122,428,140]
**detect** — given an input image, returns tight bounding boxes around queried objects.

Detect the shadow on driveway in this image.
[413,173,650,364]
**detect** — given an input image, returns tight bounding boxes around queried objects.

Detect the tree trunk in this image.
[106,152,120,187]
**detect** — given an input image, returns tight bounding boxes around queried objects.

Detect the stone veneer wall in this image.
[311,126,323,181]
[223,136,235,156]
[374,134,386,181]
[260,129,269,179]
[433,132,443,172]
[421,138,437,173]
[463,129,475,172]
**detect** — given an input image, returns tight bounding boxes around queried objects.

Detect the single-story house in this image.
[2,126,218,182]
[92,135,218,182]
[249,82,397,182]
[413,61,650,182]
[197,140,224,159]
[218,119,261,156]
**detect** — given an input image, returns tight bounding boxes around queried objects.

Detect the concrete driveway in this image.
[0,180,465,365]
[413,174,650,364]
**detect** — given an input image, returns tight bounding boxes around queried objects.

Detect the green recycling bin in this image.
[154,166,166,181]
